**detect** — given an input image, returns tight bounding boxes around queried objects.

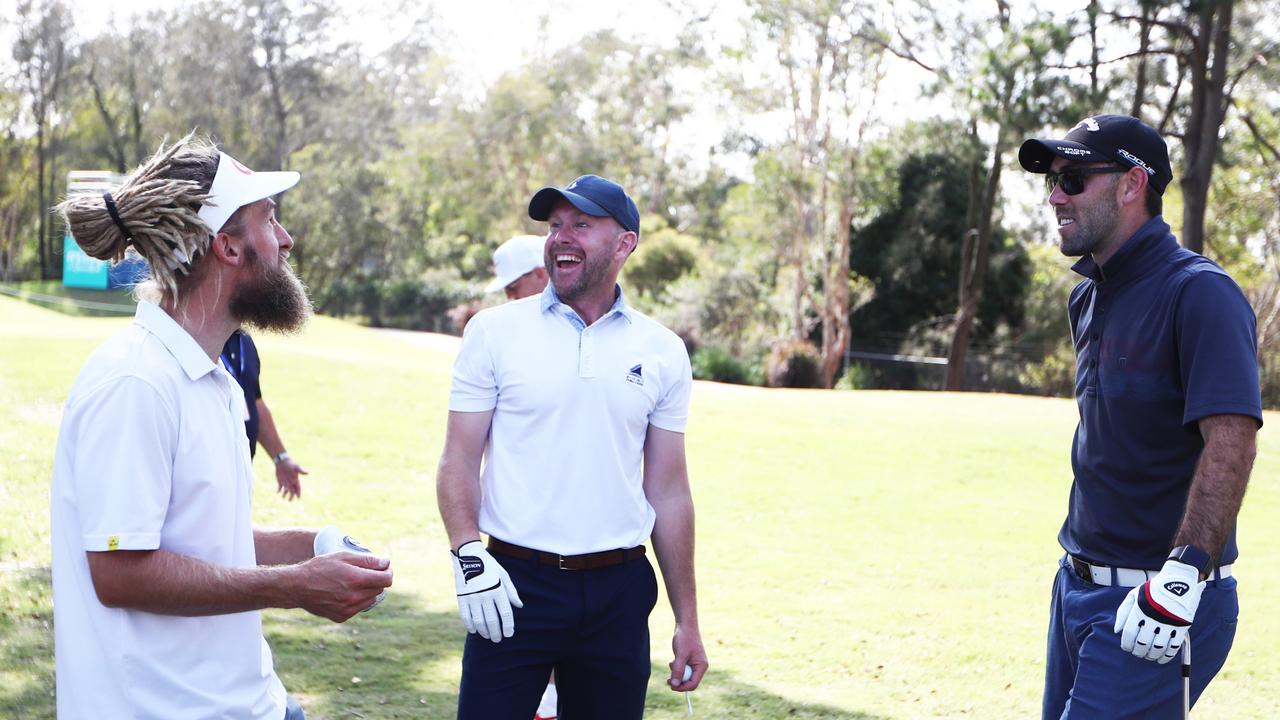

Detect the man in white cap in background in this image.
[451,235,549,333]
[51,134,392,720]
[487,234,549,301]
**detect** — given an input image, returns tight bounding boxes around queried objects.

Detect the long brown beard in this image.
[229,245,313,333]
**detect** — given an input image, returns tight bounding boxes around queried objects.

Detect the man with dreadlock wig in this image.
[49,133,393,720]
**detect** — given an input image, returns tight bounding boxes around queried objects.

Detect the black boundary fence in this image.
[843,339,1052,395]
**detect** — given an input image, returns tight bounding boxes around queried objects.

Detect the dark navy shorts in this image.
[1043,556,1238,719]
[457,552,659,720]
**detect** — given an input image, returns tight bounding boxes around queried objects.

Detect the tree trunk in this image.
[792,222,806,341]
[819,201,854,388]
[1088,0,1101,105]
[1130,1,1153,117]
[1179,0,1233,254]
[88,66,129,172]
[36,123,47,280]
[946,128,1006,390]
[265,52,290,220]
[127,43,146,164]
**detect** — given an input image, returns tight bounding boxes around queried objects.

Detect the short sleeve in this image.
[68,376,177,551]
[1177,271,1263,427]
[243,334,262,401]
[449,313,499,412]
[649,337,692,433]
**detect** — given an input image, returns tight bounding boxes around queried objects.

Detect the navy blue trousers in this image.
[457,552,659,720]
[1043,556,1239,719]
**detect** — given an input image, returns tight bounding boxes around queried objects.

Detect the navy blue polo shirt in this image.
[1059,216,1262,569]
[221,329,263,457]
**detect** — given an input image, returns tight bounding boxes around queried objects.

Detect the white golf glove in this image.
[1114,559,1204,664]
[450,540,523,642]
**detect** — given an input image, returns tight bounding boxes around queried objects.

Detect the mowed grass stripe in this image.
[2,295,1276,718]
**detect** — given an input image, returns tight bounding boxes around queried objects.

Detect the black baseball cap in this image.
[1019,114,1173,195]
[528,175,641,235]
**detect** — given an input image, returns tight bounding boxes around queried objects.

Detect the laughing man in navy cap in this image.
[437,175,708,719]
[1020,115,1262,718]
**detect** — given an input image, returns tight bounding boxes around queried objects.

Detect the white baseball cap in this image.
[484,234,546,292]
[197,152,300,234]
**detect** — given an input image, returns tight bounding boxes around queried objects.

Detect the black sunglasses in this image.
[1044,165,1127,196]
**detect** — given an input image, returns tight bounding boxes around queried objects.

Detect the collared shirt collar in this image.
[1070,215,1177,285]
[539,283,634,327]
[133,302,221,381]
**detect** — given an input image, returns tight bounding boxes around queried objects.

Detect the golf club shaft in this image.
[1182,636,1191,720]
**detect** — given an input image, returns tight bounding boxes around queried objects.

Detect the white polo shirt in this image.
[449,285,692,555]
[50,302,286,720]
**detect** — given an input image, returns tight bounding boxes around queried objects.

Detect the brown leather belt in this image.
[488,537,645,571]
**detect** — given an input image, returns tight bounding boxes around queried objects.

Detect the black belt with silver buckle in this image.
[488,538,646,570]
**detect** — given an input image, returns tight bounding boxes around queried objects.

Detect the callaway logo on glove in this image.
[451,540,523,643]
[1114,558,1204,664]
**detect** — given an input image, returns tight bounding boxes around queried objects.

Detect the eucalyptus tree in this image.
[734,0,891,387]
[883,1,1079,390]
[242,0,341,177]
[12,0,74,279]
[0,83,31,280]
[1104,0,1274,253]
[410,27,708,282]
[76,21,165,172]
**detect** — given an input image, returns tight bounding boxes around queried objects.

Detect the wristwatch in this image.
[1168,544,1211,574]
[273,451,291,465]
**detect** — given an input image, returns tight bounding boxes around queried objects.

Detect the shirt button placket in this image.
[579,328,596,378]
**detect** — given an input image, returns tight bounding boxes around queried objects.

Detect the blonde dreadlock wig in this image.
[56,133,219,300]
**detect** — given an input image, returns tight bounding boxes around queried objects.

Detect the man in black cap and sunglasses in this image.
[1020,115,1261,718]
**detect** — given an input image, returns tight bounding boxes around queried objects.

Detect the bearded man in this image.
[1020,115,1260,719]
[50,134,392,720]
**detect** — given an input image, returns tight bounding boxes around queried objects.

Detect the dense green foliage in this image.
[691,345,761,386]
[852,151,1029,350]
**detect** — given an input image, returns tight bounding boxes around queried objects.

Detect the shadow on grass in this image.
[643,660,891,720]
[0,565,461,720]
[265,593,463,720]
[273,607,895,720]
[0,564,55,720]
[2,569,889,720]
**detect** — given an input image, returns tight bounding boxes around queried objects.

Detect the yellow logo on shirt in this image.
[108,536,119,551]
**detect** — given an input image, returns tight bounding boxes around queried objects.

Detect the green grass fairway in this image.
[2,294,1277,718]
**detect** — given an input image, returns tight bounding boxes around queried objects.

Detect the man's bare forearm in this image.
[650,491,699,629]
[437,453,483,551]
[255,399,287,459]
[255,527,316,566]
[643,426,699,628]
[1174,414,1258,566]
[436,410,493,551]
[88,549,300,616]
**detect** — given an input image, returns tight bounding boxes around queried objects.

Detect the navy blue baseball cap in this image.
[1019,114,1173,195]
[528,175,641,235]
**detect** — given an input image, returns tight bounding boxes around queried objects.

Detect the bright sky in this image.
[55,0,750,93]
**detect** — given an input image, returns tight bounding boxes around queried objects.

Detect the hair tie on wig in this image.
[103,192,134,241]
